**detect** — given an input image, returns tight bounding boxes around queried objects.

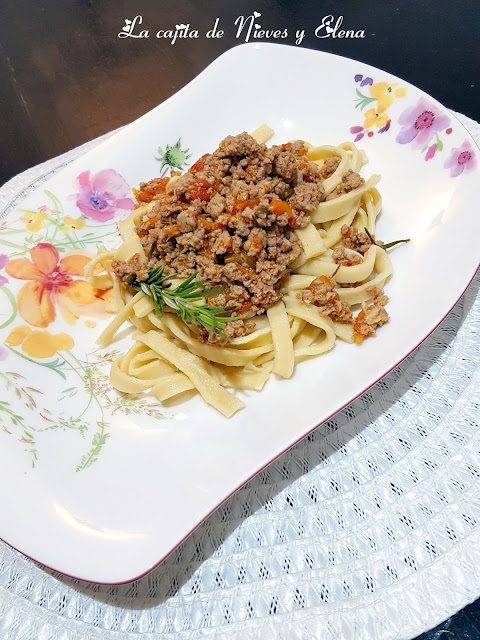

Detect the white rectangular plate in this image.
[0,43,478,583]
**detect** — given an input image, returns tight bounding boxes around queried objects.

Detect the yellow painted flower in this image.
[5,325,32,346]
[61,216,86,233]
[21,212,47,233]
[363,108,390,129]
[6,325,74,358]
[370,82,407,113]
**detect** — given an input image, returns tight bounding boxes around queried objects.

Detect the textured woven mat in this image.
[0,112,479,640]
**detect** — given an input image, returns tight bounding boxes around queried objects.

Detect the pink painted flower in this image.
[396,97,450,149]
[425,144,437,161]
[0,254,8,287]
[444,139,477,177]
[73,169,134,222]
[0,345,7,361]
[378,119,391,134]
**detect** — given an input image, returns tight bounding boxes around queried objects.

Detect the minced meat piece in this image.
[111,256,152,285]
[353,287,389,342]
[325,169,365,200]
[293,181,325,210]
[341,224,374,254]
[320,156,340,179]
[297,275,353,323]
[332,246,364,266]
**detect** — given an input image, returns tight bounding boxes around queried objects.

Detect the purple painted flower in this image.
[354,74,363,83]
[0,345,7,361]
[0,254,8,287]
[396,97,450,149]
[350,126,364,134]
[73,169,134,222]
[444,139,477,177]
[361,77,373,87]
[354,133,365,142]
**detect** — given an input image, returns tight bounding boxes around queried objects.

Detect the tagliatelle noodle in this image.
[86,127,394,417]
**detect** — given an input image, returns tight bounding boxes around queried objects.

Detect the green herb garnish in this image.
[364,228,410,250]
[130,267,237,340]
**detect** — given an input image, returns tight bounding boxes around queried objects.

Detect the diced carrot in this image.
[163,224,180,238]
[197,216,214,231]
[232,198,260,213]
[269,200,292,216]
[136,177,170,203]
[136,216,160,237]
[353,310,365,343]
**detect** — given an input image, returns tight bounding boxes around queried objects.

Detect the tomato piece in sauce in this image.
[190,179,215,202]
[190,153,210,173]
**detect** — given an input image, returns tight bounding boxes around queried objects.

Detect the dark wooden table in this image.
[0,0,478,187]
[1,1,479,636]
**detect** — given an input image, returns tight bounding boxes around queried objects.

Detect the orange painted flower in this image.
[61,216,86,233]
[363,108,390,129]
[5,242,108,327]
[6,325,74,358]
[21,211,48,233]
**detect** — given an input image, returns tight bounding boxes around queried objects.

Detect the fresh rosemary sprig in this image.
[364,228,410,250]
[130,266,237,340]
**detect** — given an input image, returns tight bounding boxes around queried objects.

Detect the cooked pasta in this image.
[85,127,396,417]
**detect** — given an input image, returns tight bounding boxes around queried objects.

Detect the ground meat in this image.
[325,169,365,200]
[320,156,341,179]
[297,275,353,323]
[198,318,256,345]
[217,132,260,159]
[293,181,325,211]
[353,287,389,341]
[205,193,225,218]
[112,133,337,340]
[111,256,152,284]
[165,172,195,199]
[341,224,374,254]
[332,246,364,266]
[177,209,197,232]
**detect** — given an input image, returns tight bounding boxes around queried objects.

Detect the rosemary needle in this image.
[130,266,237,340]
[364,227,410,250]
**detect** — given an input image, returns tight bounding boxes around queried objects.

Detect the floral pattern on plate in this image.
[350,74,476,173]
[0,173,166,472]
[349,73,407,141]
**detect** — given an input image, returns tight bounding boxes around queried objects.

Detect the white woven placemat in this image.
[0,112,478,640]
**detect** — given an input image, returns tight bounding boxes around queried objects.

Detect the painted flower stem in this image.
[0,286,17,330]
[75,420,109,472]
[60,350,101,414]
[354,89,376,110]
[0,238,28,251]
[6,346,68,379]
[0,374,38,467]
[45,190,64,243]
